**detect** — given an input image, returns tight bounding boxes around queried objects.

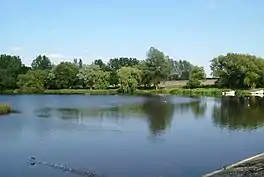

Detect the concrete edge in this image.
[203,152,264,177]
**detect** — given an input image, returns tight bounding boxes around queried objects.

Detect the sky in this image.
[2,0,264,76]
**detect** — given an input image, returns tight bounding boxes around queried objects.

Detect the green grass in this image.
[43,89,119,95]
[0,103,12,115]
[0,87,260,96]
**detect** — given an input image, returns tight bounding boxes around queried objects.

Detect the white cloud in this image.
[45,53,72,64]
[11,47,22,51]
[46,53,64,59]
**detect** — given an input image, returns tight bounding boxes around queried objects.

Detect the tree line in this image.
[0,47,263,93]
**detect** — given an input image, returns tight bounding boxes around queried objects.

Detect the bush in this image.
[44,89,118,95]
[185,78,201,89]
[169,88,223,96]
[0,103,12,115]
[16,86,44,93]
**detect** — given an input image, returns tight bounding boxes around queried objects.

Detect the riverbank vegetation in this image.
[0,103,12,115]
[1,47,264,95]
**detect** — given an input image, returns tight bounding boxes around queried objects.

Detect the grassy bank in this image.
[0,103,12,115]
[137,88,253,96]
[0,88,258,96]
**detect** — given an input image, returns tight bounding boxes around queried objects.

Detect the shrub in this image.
[0,103,12,115]
[44,89,118,95]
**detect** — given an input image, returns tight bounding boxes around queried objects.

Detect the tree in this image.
[98,58,139,87]
[210,53,264,88]
[167,59,194,81]
[109,71,119,86]
[0,54,24,90]
[31,55,52,70]
[136,61,153,87]
[53,62,79,89]
[186,66,206,88]
[168,59,180,80]
[73,58,83,69]
[46,70,56,89]
[78,59,83,69]
[77,64,110,89]
[117,66,140,94]
[17,70,49,92]
[178,60,193,80]
[93,59,110,71]
[19,66,31,74]
[107,57,139,71]
[145,47,172,89]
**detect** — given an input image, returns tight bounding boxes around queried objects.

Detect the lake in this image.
[1,95,264,177]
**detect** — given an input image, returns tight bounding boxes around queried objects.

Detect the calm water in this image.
[1,95,264,177]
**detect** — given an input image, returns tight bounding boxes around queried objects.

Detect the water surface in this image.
[1,95,264,177]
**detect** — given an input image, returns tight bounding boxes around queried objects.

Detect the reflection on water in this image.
[35,96,176,135]
[174,99,207,118]
[34,96,210,136]
[34,96,264,134]
[142,96,174,135]
[212,97,264,131]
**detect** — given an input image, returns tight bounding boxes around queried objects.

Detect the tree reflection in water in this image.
[142,96,174,136]
[34,96,209,135]
[212,96,264,131]
[174,98,207,118]
[34,96,264,134]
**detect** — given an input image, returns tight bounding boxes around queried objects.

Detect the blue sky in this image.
[2,0,264,75]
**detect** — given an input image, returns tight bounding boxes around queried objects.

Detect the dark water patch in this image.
[212,96,264,131]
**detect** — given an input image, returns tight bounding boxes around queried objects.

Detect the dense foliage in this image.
[210,53,264,89]
[1,48,263,94]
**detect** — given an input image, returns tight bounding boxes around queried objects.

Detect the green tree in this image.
[53,62,79,89]
[186,66,206,88]
[0,54,24,90]
[167,59,193,81]
[109,71,119,86]
[17,70,49,92]
[178,60,193,80]
[19,66,31,74]
[31,55,52,70]
[136,61,153,87]
[210,53,264,88]
[77,64,110,89]
[117,66,140,94]
[145,47,172,89]
[78,59,83,69]
[105,58,140,87]
[73,58,83,69]
[107,57,139,71]
[45,69,57,89]
[93,59,117,86]
[93,59,111,71]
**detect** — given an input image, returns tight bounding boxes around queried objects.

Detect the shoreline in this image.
[203,152,264,177]
[0,88,260,96]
